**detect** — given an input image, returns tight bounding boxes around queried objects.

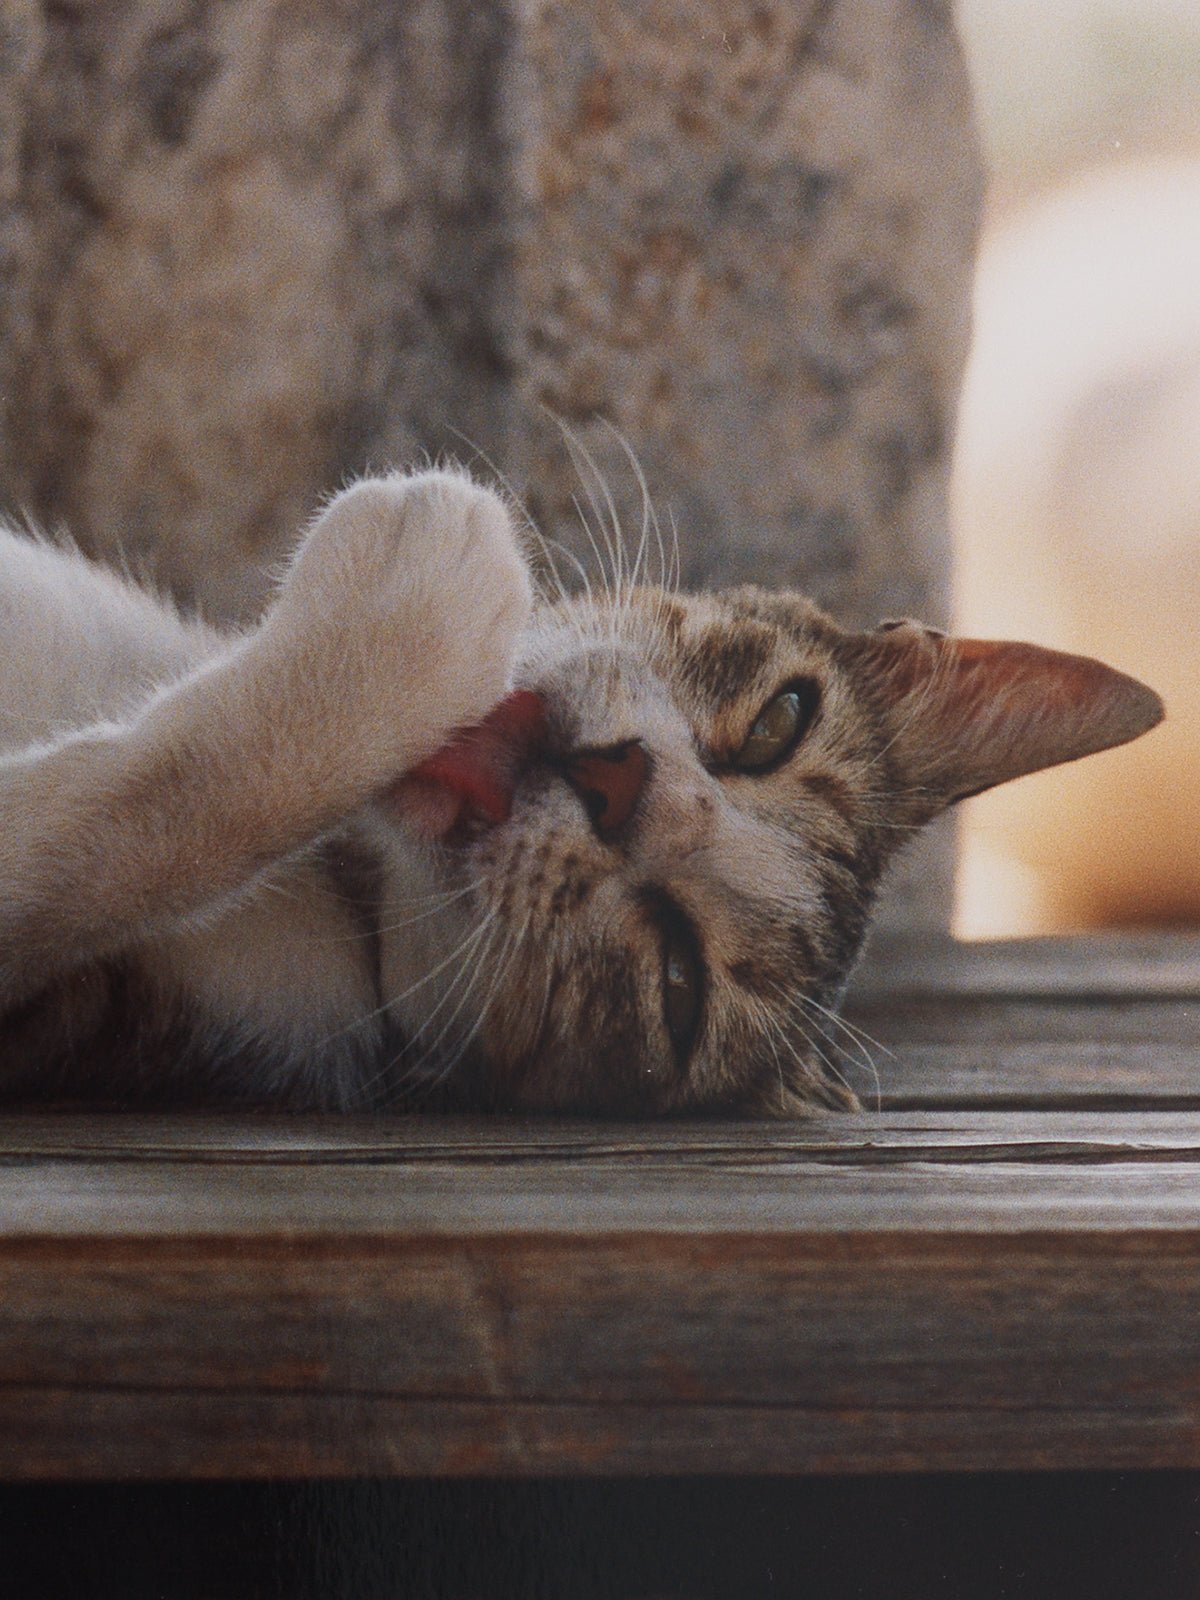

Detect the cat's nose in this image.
[562,741,650,838]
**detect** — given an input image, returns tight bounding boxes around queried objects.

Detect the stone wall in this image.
[0,0,982,926]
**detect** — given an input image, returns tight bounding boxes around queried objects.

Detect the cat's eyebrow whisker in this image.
[778,986,886,1110]
[749,994,832,1110]
[603,423,673,598]
[569,490,617,609]
[787,1007,860,1104]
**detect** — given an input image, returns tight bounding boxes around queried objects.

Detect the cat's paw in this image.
[265,469,534,769]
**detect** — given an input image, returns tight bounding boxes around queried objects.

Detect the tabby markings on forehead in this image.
[677,627,777,706]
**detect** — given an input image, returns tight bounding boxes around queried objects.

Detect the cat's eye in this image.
[661,912,703,1061]
[733,679,821,771]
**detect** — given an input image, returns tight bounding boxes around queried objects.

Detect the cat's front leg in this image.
[0,470,532,1005]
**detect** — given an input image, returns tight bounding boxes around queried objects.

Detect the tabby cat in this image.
[0,469,1163,1113]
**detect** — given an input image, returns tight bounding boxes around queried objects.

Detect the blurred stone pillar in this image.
[0,0,982,929]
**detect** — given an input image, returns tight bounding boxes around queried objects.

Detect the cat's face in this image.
[375,584,1162,1116]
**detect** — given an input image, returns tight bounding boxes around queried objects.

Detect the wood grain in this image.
[849,930,1200,999]
[3,932,1200,1479]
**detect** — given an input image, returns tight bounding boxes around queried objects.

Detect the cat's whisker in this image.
[601,421,672,597]
[5,448,1152,1119]
[422,911,534,1090]
[405,909,501,1047]
[407,912,512,1084]
[558,422,637,618]
[309,897,496,1067]
[665,505,682,597]
[748,992,842,1111]
[776,987,884,1111]
[287,877,480,948]
[435,426,584,601]
[274,872,463,947]
[534,533,594,605]
[746,972,875,1109]
[371,878,479,940]
[401,906,527,1097]
[364,907,507,1100]
[749,1001,791,1113]
[580,439,628,602]
[527,925,562,1065]
[371,902,496,1018]
[569,490,618,610]
[786,1008,861,1105]
[782,978,893,1058]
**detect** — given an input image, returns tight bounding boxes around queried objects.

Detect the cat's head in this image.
[380,583,1162,1116]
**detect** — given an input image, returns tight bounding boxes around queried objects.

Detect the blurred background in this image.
[952,0,1200,936]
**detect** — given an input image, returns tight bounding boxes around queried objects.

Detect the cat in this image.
[0,467,1164,1115]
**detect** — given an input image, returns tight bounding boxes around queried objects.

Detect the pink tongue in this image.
[386,690,548,841]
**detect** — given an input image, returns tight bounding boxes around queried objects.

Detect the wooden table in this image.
[3,933,1200,1481]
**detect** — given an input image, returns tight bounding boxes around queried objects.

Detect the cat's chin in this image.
[380,689,548,844]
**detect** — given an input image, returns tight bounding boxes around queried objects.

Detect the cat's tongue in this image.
[386,690,548,842]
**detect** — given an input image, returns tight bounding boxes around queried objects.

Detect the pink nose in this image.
[562,741,650,837]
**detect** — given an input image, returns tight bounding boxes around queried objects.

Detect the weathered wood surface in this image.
[851,930,1200,999]
[2,934,1200,1479]
[845,931,1200,1108]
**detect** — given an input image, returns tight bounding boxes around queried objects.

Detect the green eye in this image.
[734,680,820,771]
[668,934,704,1056]
[660,912,703,1061]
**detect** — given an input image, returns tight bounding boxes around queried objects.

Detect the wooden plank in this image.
[3,1112,1200,1476]
[8,1112,1200,1234]
[1,932,1198,1479]
[850,931,1200,1000]
[4,1226,1200,1477]
[867,1041,1200,1110]
[840,932,1200,1106]
[8,1392,1200,1480]
[6,1107,1200,1161]
[843,998,1200,1108]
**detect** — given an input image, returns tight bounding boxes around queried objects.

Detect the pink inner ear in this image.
[871,627,1164,810]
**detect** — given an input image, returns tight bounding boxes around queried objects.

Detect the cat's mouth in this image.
[383,690,549,843]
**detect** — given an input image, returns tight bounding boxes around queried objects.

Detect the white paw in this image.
[265,468,534,769]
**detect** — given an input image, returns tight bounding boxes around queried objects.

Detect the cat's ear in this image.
[858,620,1164,820]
